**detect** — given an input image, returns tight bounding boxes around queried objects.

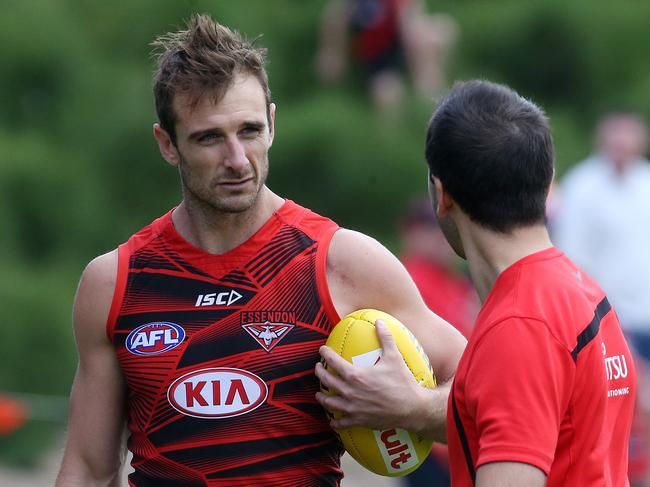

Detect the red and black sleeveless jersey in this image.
[107,200,345,486]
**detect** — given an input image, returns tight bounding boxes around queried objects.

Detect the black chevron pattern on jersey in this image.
[130,235,213,279]
[113,205,343,486]
[246,226,315,287]
[220,269,256,288]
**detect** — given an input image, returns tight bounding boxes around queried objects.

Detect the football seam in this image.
[336,320,354,357]
[341,319,380,473]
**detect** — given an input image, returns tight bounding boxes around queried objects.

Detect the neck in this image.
[459,220,553,303]
[172,187,284,254]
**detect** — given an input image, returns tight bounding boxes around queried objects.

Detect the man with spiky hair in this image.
[424,80,635,487]
[56,14,465,486]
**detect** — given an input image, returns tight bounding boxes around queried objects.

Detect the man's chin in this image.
[210,193,259,214]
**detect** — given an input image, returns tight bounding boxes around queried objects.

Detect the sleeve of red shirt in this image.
[464,317,574,474]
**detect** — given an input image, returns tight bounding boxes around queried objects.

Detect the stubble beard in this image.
[178,153,269,216]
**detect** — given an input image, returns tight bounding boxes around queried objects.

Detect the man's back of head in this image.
[425,80,554,233]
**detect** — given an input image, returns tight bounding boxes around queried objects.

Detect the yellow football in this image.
[321,309,436,477]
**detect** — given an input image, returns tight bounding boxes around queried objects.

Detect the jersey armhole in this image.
[316,225,341,326]
[106,243,130,342]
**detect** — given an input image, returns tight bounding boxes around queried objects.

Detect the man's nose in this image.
[223,137,248,170]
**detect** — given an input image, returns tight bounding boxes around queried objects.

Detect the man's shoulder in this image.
[327,228,388,265]
[279,200,340,236]
[81,249,119,294]
[74,249,119,341]
[79,210,172,291]
[484,255,606,346]
[120,210,173,252]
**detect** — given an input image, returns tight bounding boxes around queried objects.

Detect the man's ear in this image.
[153,123,180,167]
[433,176,454,217]
[268,103,276,147]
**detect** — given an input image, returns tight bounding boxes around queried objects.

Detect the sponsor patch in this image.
[373,427,420,474]
[241,311,296,352]
[167,368,268,419]
[195,289,243,307]
[126,322,185,356]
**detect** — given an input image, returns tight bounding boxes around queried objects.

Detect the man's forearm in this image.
[404,378,452,443]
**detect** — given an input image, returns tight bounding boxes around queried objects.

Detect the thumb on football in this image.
[374,319,400,360]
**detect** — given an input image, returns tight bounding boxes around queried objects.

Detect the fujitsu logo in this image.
[602,342,629,381]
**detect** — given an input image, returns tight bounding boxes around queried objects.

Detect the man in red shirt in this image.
[424,80,635,486]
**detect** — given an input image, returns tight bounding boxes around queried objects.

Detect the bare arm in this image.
[476,462,547,487]
[56,250,127,487]
[315,229,466,442]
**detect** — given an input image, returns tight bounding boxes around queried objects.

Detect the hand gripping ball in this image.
[321,309,436,477]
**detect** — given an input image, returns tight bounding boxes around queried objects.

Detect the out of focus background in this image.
[2,0,650,485]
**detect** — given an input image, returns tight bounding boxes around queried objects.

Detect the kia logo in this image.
[167,368,267,419]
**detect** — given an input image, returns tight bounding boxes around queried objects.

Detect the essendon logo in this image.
[126,322,185,356]
[241,311,296,352]
[167,368,268,419]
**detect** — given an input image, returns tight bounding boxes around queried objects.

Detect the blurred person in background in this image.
[55,13,465,486]
[398,196,478,486]
[554,113,650,363]
[315,0,457,116]
[554,113,650,487]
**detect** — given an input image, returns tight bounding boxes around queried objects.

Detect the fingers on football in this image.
[316,390,344,411]
[315,361,349,396]
[318,345,356,377]
[330,413,361,430]
[315,392,363,428]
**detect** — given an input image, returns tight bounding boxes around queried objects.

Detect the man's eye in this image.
[198,133,219,143]
[241,127,261,136]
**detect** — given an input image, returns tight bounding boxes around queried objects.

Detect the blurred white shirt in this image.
[554,155,650,330]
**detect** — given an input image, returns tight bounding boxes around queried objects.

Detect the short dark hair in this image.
[425,80,554,233]
[151,14,271,144]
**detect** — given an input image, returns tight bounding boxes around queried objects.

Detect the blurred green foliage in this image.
[1,0,649,466]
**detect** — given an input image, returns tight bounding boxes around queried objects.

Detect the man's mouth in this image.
[218,176,254,189]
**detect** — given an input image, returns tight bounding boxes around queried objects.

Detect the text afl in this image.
[126,322,186,356]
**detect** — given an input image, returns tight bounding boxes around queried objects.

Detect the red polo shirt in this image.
[447,247,635,486]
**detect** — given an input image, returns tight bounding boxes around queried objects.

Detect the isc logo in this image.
[126,322,185,356]
[167,368,268,419]
[373,428,419,474]
[195,289,243,307]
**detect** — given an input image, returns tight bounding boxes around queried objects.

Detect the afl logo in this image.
[126,322,185,356]
[167,368,268,419]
